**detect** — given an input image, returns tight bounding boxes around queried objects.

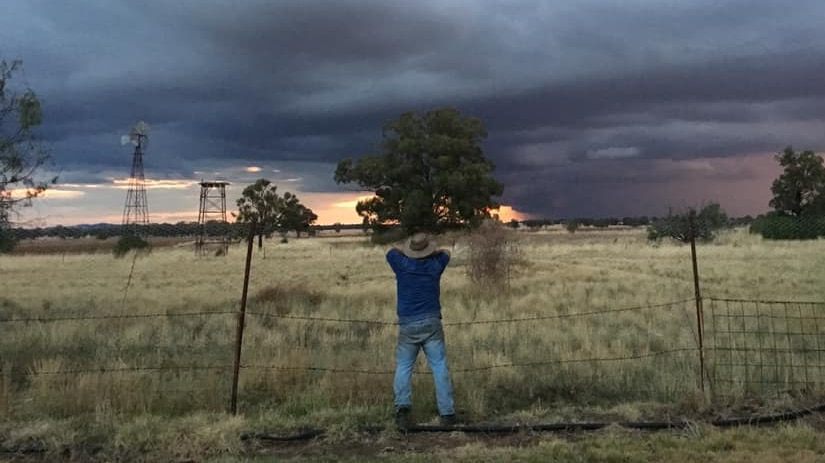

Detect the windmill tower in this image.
[196,180,230,255]
[121,121,150,233]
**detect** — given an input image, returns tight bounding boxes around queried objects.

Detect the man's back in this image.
[386,248,450,324]
[387,233,456,427]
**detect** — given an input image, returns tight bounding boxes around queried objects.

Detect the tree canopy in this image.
[1,59,55,252]
[279,191,318,238]
[334,107,503,233]
[769,146,825,217]
[236,179,281,248]
[235,179,317,246]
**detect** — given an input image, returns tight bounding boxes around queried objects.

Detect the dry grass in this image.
[1,227,824,426]
[9,236,193,255]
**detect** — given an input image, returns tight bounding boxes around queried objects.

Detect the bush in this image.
[647,203,728,243]
[0,228,17,253]
[750,213,825,240]
[113,234,150,258]
[466,220,522,290]
[564,220,580,234]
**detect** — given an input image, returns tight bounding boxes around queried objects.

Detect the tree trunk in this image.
[258,232,263,249]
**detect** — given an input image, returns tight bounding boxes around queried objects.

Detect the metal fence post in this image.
[231,220,256,414]
[688,210,707,392]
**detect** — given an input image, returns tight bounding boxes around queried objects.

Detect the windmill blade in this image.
[129,121,150,142]
[121,135,131,145]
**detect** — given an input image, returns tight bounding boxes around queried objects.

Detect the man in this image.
[386,232,456,430]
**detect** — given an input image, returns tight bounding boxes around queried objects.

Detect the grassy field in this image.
[1,225,824,460]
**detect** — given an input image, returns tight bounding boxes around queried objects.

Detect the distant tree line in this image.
[3,221,365,242]
[515,216,654,230]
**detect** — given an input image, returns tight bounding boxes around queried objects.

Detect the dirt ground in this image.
[242,429,563,461]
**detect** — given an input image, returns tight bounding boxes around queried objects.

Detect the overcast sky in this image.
[3,0,825,225]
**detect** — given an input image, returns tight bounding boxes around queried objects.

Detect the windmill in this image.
[121,121,150,232]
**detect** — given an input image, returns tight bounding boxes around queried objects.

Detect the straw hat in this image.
[399,232,438,259]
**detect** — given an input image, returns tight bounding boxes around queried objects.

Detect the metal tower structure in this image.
[196,180,230,255]
[121,121,150,233]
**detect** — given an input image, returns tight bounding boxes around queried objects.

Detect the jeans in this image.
[393,316,455,416]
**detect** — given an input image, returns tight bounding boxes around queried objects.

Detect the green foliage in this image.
[0,226,16,253]
[770,146,825,217]
[750,212,825,240]
[235,179,280,249]
[235,179,318,245]
[113,234,150,258]
[334,107,503,233]
[0,59,56,227]
[279,191,318,237]
[647,203,728,243]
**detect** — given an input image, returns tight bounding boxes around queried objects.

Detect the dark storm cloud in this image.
[3,0,825,219]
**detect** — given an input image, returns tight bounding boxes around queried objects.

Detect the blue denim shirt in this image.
[386,248,450,324]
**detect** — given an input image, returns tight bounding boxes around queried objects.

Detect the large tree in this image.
[769,146,825,217]
[235,179,281,249]
[334,107,503,233]
[279,191,317,238]
[1,60,55,251]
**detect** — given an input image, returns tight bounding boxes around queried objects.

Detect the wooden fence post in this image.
[689,211,707,392]
[231,220,256,414]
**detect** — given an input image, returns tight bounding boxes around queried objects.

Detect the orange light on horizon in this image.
[5,188,86,200]
[493,205,531,222]
[331,195,376,209]
[110,178,199,189]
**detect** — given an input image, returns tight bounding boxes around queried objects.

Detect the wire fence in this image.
[706,298,825,398]
[2,216,825,419]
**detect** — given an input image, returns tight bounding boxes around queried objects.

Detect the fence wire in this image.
[706,298,825,398]
[2,294,823,415]
[2,217,825,419]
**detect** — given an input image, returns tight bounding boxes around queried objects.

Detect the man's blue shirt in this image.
[386,248,450,324]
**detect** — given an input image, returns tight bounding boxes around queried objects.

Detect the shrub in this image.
[113,234,150,258]
[564,220,580,234]
[466,220,522,290]
[0,228,17,253]
[647,203,728,243]
[750,213,825,240]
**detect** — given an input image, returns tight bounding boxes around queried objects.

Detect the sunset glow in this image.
[110,178,199,189]
[6,188,86,200]
[494,205,531,222]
